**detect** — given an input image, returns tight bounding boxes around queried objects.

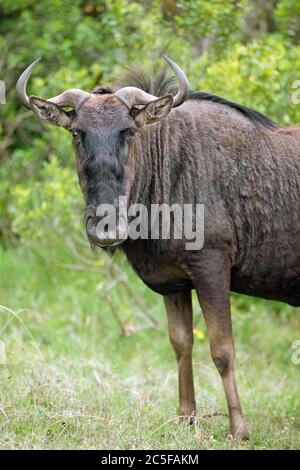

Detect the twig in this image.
[0,406,9,422]
[0,305,44,360]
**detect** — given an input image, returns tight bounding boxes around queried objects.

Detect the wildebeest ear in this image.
[29,96,73,130]
[133,95,173,127]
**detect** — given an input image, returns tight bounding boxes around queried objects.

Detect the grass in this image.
[0,243,300,450]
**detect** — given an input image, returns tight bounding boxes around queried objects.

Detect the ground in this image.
[0,245,299,450]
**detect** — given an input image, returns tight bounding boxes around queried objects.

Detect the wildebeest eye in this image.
[120,128,137,140]
[71,130,83,143]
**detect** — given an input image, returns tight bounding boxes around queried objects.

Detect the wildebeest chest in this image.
[122,239,192,293]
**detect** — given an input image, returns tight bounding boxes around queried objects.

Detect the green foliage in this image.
[275,0,300,41]
[9,155,81,240]
[197,36,300,124]
[174,0,246,52]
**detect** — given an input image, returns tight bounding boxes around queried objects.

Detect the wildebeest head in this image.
[16,57,189,247]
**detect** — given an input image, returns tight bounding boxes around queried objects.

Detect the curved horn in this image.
[114,57,189,109]
[16,58,41,109]
[16,59,91,110]
[114,86,158,109]
[48,89,91,109]
[163,56,189,108]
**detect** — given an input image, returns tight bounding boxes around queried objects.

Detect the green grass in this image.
[0,244,300,449]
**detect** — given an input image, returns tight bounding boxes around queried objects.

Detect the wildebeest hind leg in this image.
[164,290,196,423]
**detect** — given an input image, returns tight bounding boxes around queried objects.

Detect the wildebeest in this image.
[17,57,300,440]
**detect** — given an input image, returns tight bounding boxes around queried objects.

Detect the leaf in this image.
[193,328,205,340]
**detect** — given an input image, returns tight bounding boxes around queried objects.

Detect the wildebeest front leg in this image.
[164,291,196,422]
[189,251,249,439]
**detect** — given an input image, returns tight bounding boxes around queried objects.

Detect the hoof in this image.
[179,409,196,425]
[230,419,249,440]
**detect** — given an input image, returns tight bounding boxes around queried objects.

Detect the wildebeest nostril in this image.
[86,216,99,243]
[86,214,128,247]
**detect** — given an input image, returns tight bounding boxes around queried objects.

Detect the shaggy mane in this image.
[114,66,279,130]
[113,65,178,97]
